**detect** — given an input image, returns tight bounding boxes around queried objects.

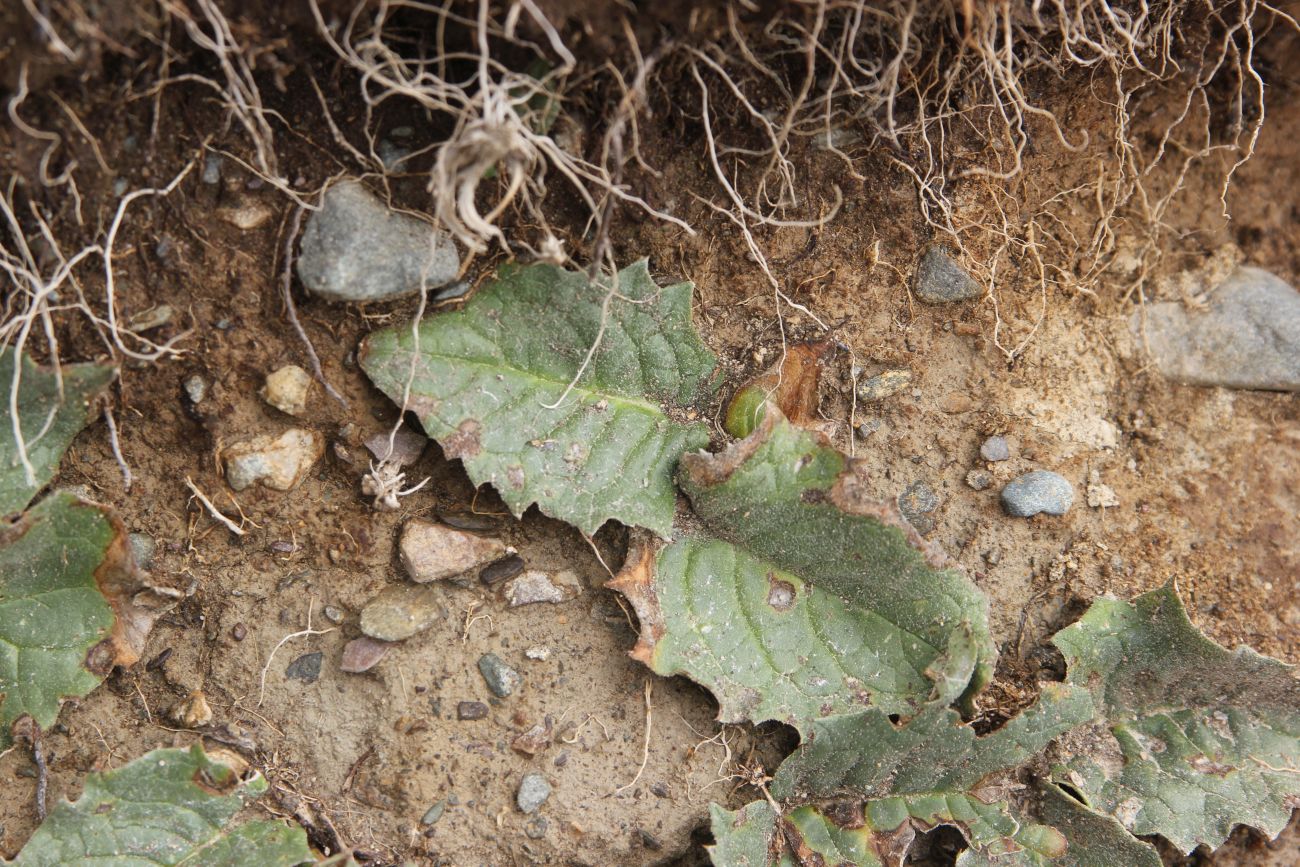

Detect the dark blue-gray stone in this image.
[1001,471,1074,517]
[914,246,982,303]
[478,653,522,698]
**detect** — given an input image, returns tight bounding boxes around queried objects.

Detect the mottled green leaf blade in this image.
[0,491,122,746]
[1052,584,1300,852]
[0,348,115,515]
[630,413,994,724]
[360,260,717,536]
[771,684,1094,802]
[612,535,948,730]
[11,744,312,866]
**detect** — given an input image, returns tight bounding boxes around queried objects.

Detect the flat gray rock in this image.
[1001,471,1074,518]
[297,180,459,303]
[1132,266,1300,391]
[914,246,982,303]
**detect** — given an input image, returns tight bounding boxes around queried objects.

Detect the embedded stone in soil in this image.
[1001,470,1075,517]
[478,653,522,698]
[505,570,582,606]
[296,178,459,303]
[340,637,391,673]
[913,245,983,303]
[222,428,323,491]
[400,519,510,583]
[262,364,313,417]
[1133,265,1300,391]
[516,773,551,813]
[359,585,444,641]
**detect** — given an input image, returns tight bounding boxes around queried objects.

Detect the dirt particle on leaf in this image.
[766,573,797,611]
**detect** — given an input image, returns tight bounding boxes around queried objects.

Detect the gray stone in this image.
[359,585,443,641]
[400,519,509,583]
[897,481,940,535]
[1132,266,1300,391]
[914,246,982,303]
[421,800,446,826]
[478,653,522,698]
[363,426,426,468]
[979,436,1010,462]
[965,469,992,491]
[856,369,912,401]
[183,374,207,404]
[285,651,323,684]
[340,636,391,673]
[1001,471,1074,517]
[223,429,323,492]
[524,816,548,839]
[505,570,582,606]
[516,773,551,813]
[457,700,489,720]
[201,154,223,185]
[297,179,459,304]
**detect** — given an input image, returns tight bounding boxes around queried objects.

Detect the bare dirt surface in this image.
[2,2,1299,865]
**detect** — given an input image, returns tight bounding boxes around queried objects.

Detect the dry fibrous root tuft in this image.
[673,0,1295,356]
[309,0,691,264]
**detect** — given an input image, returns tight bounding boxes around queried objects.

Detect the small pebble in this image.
[167,690,213,728]
[516,774,551,813]
[323,605,344,624]
[855,417,882,439]
[183,374,208,404]
[856,369,912,401]
[340,637,391,673]
[481,555,525,586]
[421,800,446,826]
[966,469,992,491]
[401,519,509,583]
[113,178,128,196]
[980,436,1011,462]
[285,651,324,684]
[511,721,553,756]
[363,427,426,468]
[126,305,174,332]
[219,201,274,230]
[525,816,548,839]
[359,585,443,641]
[201,154,223,185]
[297,179,459,303]
[1001,471,1074,517]
[457,701,489,721]
[223,429,324,492]
[1087,471,1120,508]
[897,481,940,535]
[525,645,551,661]
[478,653,522,698]
[231,623,247,641]
[914,245,983,303]
[505,570,581,606]
[432,281,472,303]
[262,365,313,417]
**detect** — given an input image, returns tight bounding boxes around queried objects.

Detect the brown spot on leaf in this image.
[85,498,169,674]
[766,573,796,611]
[507,464,525,490]
[605,535,665,667]
[728,341,833,429]
[822,800,866,830]
[442,418,482,459]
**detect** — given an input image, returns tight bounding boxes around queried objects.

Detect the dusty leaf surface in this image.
[0,348,115,516]
[360,260,717,536]
[10,744,311,866]
[0,491,161,746]
[618,412,995,729]
[1052,584,1300,853]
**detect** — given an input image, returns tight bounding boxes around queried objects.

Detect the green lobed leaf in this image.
[611,412,995,731]
[10,743,312,866]
[360,260,718,536]
[707,683,1094,866]
[0,492,132,747]
[1051,583,1300,853]
[0,348,116,516]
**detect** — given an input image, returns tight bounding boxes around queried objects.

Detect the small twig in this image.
[258,600,334,707]
[103,404,132,491]
[615,679,653,795]
[184,475,245,536]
